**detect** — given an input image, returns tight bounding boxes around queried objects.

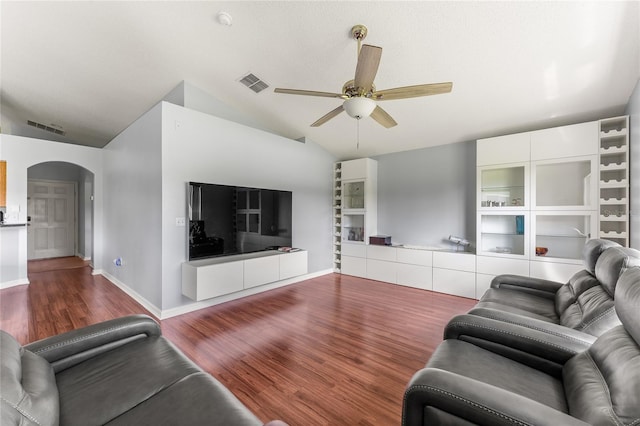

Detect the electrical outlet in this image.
[176,217,186,226]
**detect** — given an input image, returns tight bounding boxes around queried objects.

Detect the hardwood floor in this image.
[1,257,477,425]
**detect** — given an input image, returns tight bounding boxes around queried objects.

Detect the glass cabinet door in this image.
[342,213,365,242]
[532,156,597,209]
[343,181,365,210]
[478,164,527,209]
[478,213,528,257]
[532,212,596,263]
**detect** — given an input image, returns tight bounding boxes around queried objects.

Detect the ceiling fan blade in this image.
[311,105,345,127]
[370,105,397,128]
[354,44,382,93]
[274,88,345,99]
[373,82,453,101]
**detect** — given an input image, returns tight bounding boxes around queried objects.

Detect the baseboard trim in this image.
[98,268,333,321]
[159,269,333,319]
[0,278,30,290]
[99,272,162,319]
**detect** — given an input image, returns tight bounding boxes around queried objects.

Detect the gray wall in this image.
[102,103,164,308]
[625,78,639,249]
[161,102,335,310]
[374,141,476,250]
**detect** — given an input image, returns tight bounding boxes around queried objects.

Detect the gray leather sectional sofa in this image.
[403,239,640,425]
[1,315,284,426]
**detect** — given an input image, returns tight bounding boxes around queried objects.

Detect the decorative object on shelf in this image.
[370,235,392,246]
[535,246,549,256]
[515,215,525,235]
[449,235,470,252]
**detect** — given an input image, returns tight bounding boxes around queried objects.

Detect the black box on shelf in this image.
[369,235,392,246]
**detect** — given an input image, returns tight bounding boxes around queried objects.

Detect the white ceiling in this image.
[2,1,639,160]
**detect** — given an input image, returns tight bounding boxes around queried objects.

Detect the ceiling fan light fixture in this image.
[343,97,376,119]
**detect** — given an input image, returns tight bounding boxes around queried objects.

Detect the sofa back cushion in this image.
[581,238,620,274]
[594,247,640,296]
[562,267,640,425]
[554,246,640,336]
[0,331,59,426]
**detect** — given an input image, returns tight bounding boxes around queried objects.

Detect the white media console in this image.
[182,250,308,301]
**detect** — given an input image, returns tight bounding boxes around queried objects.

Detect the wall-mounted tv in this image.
[187,182,292,260]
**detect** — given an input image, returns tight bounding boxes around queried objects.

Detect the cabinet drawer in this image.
[244,255,280,289]
[396,264,432,290]
[396,248,433,266]
[280,251,308,280]
[529,261,582,283]
[342,256,367,278]
[475,273,494,300]
[367,245,396,261]
[366,259,397,283]
[433,252,476,272]
[476,256,529,276]
[342,243,367,257]
[433,268,476,299]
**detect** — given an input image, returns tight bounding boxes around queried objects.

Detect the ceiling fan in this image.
[274,25,453,128]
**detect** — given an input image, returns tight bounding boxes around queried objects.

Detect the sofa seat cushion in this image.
[104,372,261,426]
[426,339,568,412]
[55,334,258,426]
[474,288,559,323]
[0,331,60,426]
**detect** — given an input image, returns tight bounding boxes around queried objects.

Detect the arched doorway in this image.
[27,162,94,263]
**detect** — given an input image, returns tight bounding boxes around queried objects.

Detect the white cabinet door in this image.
[433,252,476,272]
[342,158,374,180]
[367,245,396,261]
[280,251,308,280]
[244,255,280,289]
[397,264,433,290]
[475,273,494,299]
[342,256,367,278]
[182,261,244,301]
[366,259,397,283]
[477,133,530,166]
[396,248,433,266]
[529,261,582,283]
[433,268,476,298]
[476,256,529,276]
[342,242,367,257]
[530,121,598,160]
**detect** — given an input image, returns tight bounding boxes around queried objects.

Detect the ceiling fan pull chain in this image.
[357,119,360,150]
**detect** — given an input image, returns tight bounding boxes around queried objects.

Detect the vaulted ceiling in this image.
[2,1,639,159]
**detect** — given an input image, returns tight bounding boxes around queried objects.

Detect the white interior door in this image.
[27,180,76,260]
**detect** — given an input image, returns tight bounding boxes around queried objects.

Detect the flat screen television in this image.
[187,182,292,260]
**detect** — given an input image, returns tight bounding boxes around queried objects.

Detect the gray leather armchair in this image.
[470,239,640,337]
[403,266,640,426]
[1,315,284,426]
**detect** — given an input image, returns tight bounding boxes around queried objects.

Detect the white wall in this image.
[625,78,639,249]
[161,102,335,310]
[0,134,103,285]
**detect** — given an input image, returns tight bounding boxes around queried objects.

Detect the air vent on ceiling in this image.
[27,120,66,136]
[238,72,269,93]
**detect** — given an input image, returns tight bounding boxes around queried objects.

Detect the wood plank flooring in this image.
[1,257,477,425]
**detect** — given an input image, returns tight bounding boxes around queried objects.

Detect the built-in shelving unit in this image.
[598,116,629,247]
[333,162,342,272]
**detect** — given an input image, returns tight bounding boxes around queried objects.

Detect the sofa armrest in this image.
[25,314,161,373]
[403,368,589,426]
[490,274,564,299]
[444,313,595,377]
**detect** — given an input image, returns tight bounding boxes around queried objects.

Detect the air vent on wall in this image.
[238,72,269,93]
[27,120,66,136]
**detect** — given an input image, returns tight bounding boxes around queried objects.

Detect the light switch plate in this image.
[176,217,186,226]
